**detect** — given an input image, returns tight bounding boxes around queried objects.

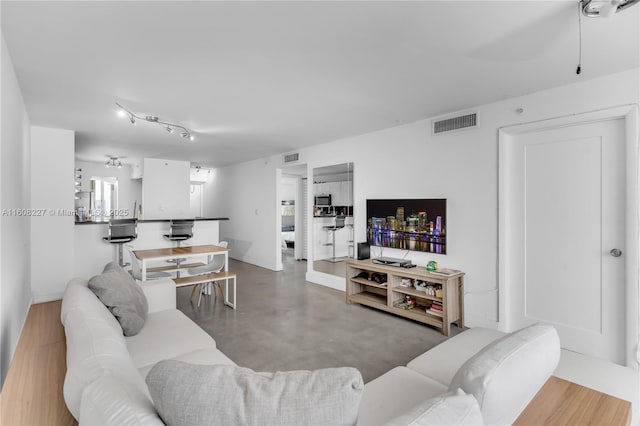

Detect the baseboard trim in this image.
[305,271,345,292]
[32,291,64,304]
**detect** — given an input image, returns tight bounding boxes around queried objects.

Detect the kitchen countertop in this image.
[75,217,229,225]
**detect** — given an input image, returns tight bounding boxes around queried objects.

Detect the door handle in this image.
[610,248,622,257]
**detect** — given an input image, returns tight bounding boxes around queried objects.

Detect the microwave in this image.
[314,194,332,206]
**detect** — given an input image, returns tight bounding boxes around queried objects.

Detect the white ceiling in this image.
[2,1,638,168]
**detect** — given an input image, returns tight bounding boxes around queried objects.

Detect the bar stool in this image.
[163,219,194,276]
[323,215,345,263]
[102,218,138,267]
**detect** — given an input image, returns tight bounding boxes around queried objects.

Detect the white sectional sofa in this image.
[61,275,632,425]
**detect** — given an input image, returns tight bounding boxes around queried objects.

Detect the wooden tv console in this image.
[345,259,464,336]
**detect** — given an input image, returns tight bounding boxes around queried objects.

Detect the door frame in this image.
[498,104,639,368]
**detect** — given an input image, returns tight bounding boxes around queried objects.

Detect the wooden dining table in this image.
[132,244,229,281]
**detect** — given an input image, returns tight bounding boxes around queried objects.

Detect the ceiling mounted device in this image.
[581,0,640,17]
[105,156,123,168]
[115,102,195,141]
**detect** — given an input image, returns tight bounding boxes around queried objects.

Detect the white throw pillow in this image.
[146,360,364,426]
[88,262,148,336]
[448,324,560,426]
[385,389,483,426]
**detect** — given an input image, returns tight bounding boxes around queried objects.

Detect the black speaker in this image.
[357,243,370,260]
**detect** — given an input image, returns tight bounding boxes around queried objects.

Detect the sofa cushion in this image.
[146,360,364,426]
[384,389,483,426]
[80,375,164,425]
[448,324,560,425]
[125,308,218,369]
[88,262,148,336]
[63,307,150,419]
[137,346,237,379]
[357,367,448,426]
[407,327,505,386]
[138,278,177,313]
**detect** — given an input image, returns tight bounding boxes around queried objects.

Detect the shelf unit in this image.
[345,259,464,336]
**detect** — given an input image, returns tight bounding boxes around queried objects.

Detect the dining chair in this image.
[187,241,228,304]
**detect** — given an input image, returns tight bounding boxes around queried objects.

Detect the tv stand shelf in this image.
[345,259,464,336]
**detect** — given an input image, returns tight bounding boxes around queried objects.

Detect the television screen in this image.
[366,199,446,254]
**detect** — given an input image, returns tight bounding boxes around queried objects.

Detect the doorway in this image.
[278,164,308,270]
[499,106,639,366]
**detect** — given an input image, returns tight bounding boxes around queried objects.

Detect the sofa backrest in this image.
[61,278,160,422]
[448,324,560,425]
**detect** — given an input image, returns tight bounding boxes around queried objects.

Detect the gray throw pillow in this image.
[146,360,364,426]
[88,261,148,336]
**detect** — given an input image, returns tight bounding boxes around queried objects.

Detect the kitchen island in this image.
[74,217,228,279]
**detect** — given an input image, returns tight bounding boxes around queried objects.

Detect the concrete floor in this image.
[177,252,461,383]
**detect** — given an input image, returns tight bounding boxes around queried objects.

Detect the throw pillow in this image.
[88,261,148,336]
[384,389,483,426]
[146,360,364,426]
[448,324,560,425]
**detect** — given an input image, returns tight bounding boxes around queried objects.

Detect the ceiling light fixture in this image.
[115,102,194,141]
[581,0,640,17]
[105,156,123,168]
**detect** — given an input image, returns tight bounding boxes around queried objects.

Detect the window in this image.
[90,177,118,221]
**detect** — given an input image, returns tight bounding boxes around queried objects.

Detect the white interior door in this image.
[505,118,626,365]
[189,183,203,218]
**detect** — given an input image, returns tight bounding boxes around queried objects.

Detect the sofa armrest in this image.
[137,279,176,313]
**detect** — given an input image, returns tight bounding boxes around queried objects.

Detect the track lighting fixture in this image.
[105,156,123,168]
[581,0,640,17]
[115,102,194,141]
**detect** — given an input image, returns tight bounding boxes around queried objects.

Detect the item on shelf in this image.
[401,278,413,288]
[425,285,437,296]
[371,272,387,285]
[426,261,439,271]
[414,281,427,292]
[435,288,443,298]
[353,271,369,280]
[402,295,417,309]
[426,308,443,317]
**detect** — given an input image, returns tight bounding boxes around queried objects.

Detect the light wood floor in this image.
[0,300,76,426]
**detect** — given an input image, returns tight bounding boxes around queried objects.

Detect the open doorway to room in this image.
[278,164,308,270]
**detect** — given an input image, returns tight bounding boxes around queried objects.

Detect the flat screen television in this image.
[366,198,446,254]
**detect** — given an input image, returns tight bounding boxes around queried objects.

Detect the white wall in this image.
[75,160,141,218]
[209,157,278,268]
[0,35,32,387]
[208,68,640,330]
[142,158,190,220]
[30,126,75,302]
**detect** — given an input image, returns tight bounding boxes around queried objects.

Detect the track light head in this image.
[180,132,195,141]
[581,0,640,17]
[105,156,123,168]
[114,102,194,142]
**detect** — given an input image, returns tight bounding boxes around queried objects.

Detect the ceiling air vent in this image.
[432,112,478,135]
[284,153,299,163]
